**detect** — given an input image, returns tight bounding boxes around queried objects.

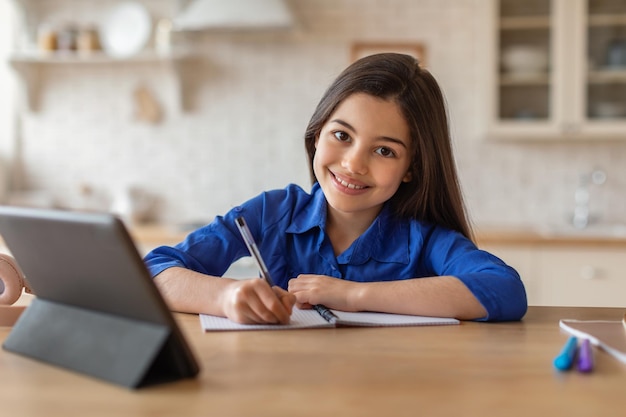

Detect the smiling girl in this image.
[144,53,527,324]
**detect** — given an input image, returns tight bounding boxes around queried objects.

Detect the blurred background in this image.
[1,0,625,306]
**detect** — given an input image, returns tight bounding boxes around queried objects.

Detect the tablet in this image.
[0,206,199,388]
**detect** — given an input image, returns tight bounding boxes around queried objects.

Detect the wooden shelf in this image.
[499,16,551,30]
[588,14,626,27]
[588,68,626,84]
[9,49,194,112]
[500,72,550,86]
[9,49,191,64]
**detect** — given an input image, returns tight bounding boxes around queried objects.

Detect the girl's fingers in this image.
[273,286,296,315]
[232,280,294,324]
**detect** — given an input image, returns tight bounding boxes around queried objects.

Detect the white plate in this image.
[101,2,152,57]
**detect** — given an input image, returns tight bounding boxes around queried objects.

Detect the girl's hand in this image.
[288,274,360,311]
[221,279,296,324]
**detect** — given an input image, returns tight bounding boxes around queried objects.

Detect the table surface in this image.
[1,305,626,417]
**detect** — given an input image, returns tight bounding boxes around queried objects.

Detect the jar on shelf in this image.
[77,25,101,53]
[37,23,57,52]
[56,23,78,51]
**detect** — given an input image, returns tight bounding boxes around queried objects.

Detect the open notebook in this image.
[200,307,460,331]
[559,313,626,364]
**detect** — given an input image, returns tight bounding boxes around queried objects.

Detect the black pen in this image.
[236,217,335,322]
[235,216,275,287]
[313,304,338,325]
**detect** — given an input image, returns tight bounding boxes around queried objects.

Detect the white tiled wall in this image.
[2,0,626,229]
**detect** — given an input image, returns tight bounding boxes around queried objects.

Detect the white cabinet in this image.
[483,242,626,307]
[485,0,626,141]
[538,246,626,307]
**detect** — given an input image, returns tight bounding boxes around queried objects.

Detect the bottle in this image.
[56,23,78,52]
[155,19,173,56]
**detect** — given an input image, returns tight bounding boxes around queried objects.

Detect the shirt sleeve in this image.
[421,226,528,322]
[142,184,303,280]
[143,198,266,278]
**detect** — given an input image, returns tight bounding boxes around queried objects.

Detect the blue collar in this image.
[286,183,410,265]
[286,183,327,234]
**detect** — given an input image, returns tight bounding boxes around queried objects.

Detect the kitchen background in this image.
[1,0,626,307]
[1,0,624,229]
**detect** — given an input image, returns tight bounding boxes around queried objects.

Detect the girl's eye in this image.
[333,131,350,142]
[375,147,396,158]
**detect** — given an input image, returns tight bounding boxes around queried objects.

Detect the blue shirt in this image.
[144,183,527,321]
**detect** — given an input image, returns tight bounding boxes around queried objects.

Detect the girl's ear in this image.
[314,134,320,148]
[402,171,412,183]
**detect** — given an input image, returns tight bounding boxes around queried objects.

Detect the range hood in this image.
[173,0,294,31]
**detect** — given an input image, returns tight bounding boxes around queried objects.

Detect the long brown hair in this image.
[304,53,473,241]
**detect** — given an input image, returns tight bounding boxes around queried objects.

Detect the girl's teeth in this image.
[338,177,364,189]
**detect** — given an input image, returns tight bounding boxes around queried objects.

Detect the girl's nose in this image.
[342,148,368,175]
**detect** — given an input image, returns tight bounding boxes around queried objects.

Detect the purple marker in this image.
[577,338,594,373]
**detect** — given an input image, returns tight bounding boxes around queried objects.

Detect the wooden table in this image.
[1,306,625,416]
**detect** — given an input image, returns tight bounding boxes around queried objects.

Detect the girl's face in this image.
[314,93,412,222]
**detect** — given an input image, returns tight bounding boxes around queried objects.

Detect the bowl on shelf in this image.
[501,45,549,76]
[606,39,626,68]
[592,102,625,119]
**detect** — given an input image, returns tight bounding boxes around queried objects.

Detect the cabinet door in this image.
[480,244,542,306]
[487,0,564,139]
[575,0,626,137]
[486,0,626,140]
[539,246,626,307]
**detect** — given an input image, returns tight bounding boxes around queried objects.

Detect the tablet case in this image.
[0,206,200,388]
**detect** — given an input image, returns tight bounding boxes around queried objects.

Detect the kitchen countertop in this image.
[129,223,626,249]
[130,223,190,246]
[474,224,626,247]
[1,219,621,252]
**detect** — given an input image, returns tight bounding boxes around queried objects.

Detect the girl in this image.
[144,53,527,324]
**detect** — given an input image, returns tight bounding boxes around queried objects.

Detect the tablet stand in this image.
[3,298,186,388]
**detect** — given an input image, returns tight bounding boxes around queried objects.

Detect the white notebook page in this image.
[333,310,460,327]
[200,308,332,331]
[200,308,459,331]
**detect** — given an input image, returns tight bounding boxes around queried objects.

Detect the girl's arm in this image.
[155,267,296,324]
[288,274,487,320]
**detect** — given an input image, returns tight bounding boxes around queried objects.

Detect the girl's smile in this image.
[314,93,412,224]
[331,171,369,193]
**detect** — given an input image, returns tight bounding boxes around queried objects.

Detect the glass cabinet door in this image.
[488,0,626,140]
[498,0,552,121]
[586,0,626,121]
